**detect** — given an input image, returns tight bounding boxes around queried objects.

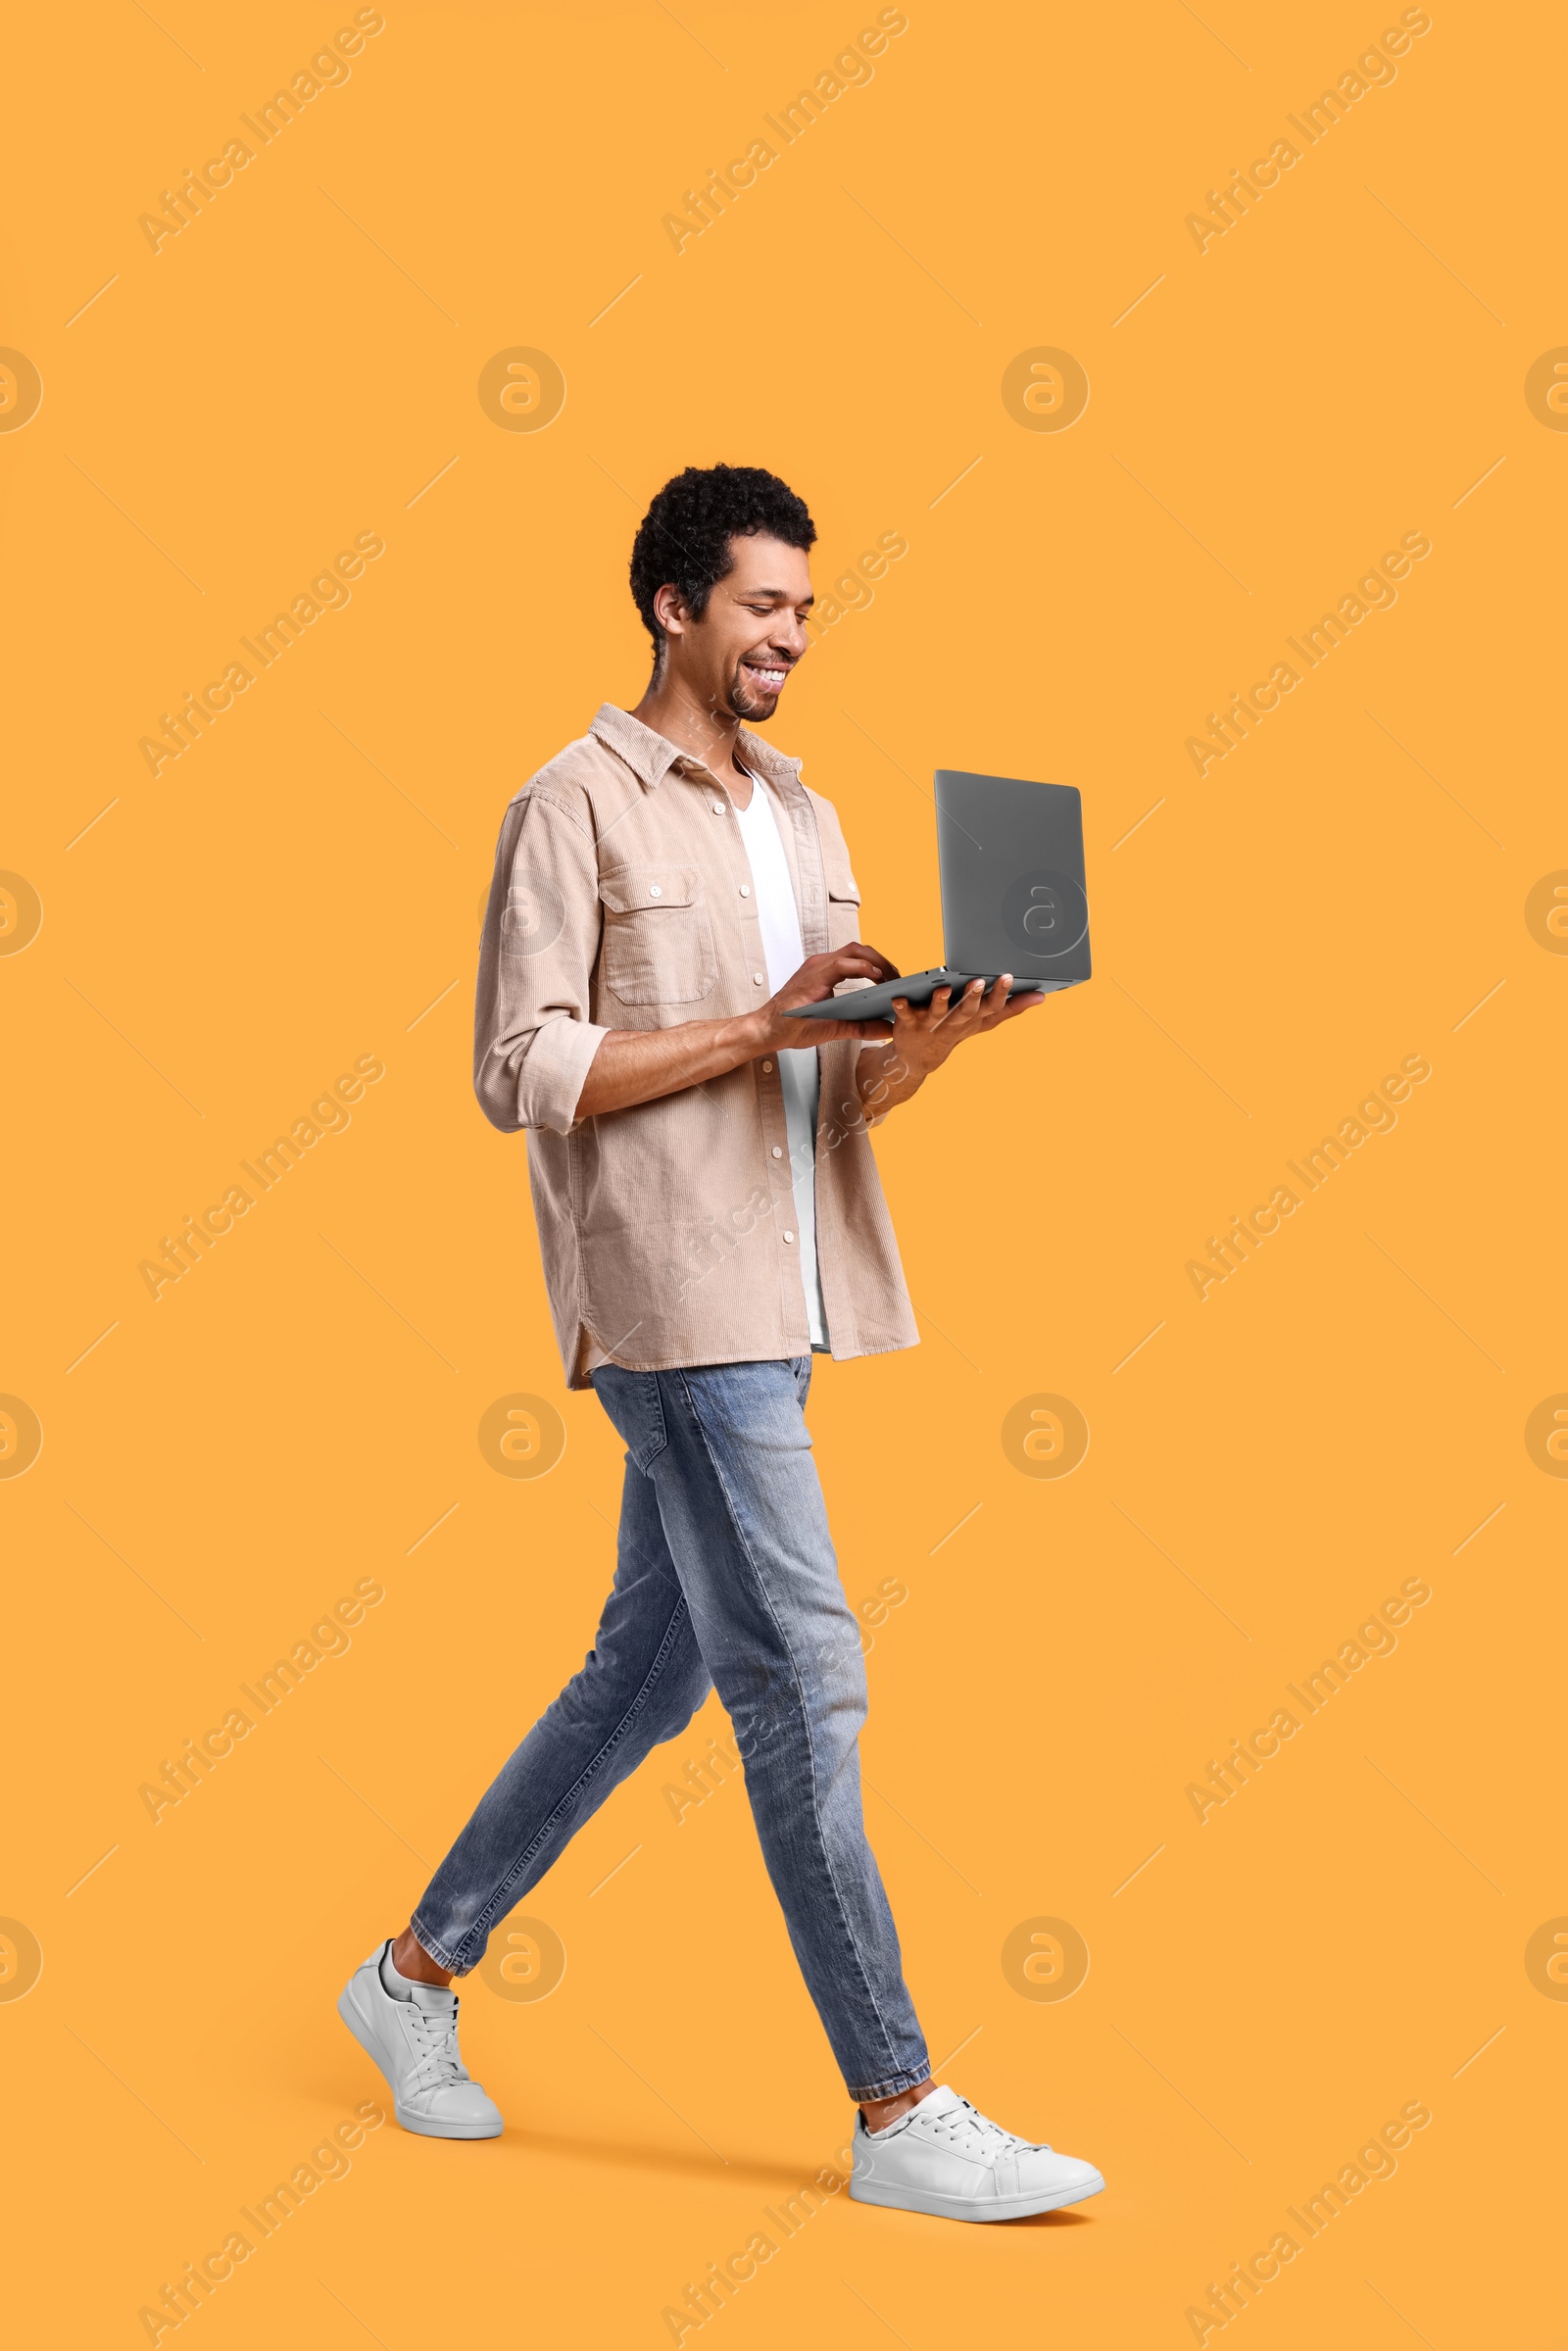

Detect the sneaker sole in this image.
[335,1980,504,2141]
[849,2169,1104,2222]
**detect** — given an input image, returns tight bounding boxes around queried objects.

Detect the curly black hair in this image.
[629,464,816,670]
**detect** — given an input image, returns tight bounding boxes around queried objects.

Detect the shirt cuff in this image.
[516,1013,611,1136]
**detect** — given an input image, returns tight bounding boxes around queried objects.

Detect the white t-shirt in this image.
[732,771,829,1348]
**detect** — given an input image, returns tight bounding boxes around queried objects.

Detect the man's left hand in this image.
[856,974,1047,1121]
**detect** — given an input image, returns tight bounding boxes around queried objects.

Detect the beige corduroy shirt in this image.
[474,704,918,1387]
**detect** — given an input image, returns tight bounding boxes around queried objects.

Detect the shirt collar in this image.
[590,702,804,792]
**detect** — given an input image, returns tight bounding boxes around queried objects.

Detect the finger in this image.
[837,944,896,983]
[983,986,1046,1028]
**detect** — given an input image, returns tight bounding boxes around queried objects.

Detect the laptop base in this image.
[786,968,1065,1022]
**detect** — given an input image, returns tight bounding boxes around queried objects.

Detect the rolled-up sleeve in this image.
[474,787,609,1135]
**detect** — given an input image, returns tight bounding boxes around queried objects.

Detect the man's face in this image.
[662,532,813,724]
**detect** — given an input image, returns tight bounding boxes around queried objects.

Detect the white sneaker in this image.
[850,2084,1103,2222]
[337,1940,503,2139]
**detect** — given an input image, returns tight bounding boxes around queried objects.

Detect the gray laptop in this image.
[789,768,1091,1021]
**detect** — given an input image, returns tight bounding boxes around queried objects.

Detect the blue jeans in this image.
[412,1357,930,2103]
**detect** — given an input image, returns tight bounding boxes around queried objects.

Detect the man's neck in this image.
[629,673,753,799]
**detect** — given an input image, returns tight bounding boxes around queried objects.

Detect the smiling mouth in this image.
[742,659,790,691]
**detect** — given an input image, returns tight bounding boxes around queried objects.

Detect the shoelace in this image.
[404,1996,469,2092]
[917,2099,1043,2160]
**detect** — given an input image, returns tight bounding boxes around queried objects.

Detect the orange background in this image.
[4,1,1565,2343]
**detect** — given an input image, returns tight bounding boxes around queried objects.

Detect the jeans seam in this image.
[432,1587,692,1972]
[674,1366,904,2089]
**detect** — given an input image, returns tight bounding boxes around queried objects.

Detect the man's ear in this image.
[653,582,689,640]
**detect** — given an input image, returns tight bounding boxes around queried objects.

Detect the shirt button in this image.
[761,1059,773,1073]
[711,800,726,814]
[753,972,764,985]
[739,884,751,897]
[648,883,662,899]
[783,1230,796,1244]
[771,1146,783,1158]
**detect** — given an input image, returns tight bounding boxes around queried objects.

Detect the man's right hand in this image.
[758,942,900,1048]
[574,942,900,1121]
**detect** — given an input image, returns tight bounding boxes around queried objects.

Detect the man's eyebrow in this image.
[739,583,814,607]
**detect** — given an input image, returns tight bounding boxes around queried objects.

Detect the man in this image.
[338,465,1104,2223]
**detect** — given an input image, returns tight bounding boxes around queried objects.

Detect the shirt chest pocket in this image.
[598,865,717,1006]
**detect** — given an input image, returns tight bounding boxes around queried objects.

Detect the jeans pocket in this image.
[591,1365,667,1472]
